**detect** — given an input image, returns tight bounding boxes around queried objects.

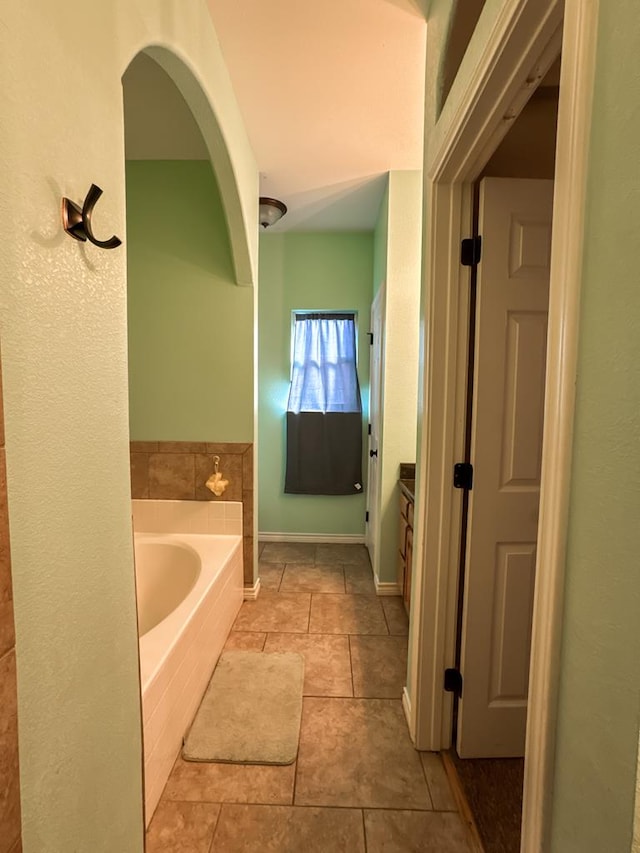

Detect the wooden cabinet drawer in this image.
[406,499,414,528]
[399,491,411,521]
[398,514,409,558]
[403,525,413,614]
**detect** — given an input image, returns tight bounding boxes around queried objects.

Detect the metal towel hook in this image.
[62,183,122,249]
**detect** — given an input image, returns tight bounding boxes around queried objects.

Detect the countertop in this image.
[399,479,415,501]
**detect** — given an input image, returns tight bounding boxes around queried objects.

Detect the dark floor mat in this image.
[448,751,524,853]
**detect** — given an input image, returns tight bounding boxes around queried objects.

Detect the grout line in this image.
[417,747,435,811]
[362,808,368,853]
[348,635,356,698]
[161,795,448,813]
[207,801,224,853]
[380,599,391,636]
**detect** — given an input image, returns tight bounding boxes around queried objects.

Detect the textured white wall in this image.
[0,3,257,851]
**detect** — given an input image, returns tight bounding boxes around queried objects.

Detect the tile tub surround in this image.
[130,441,254,584]
[132,499,243,537]
[0,352,21,853]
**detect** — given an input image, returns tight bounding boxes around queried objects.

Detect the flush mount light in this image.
[259,197,287,229]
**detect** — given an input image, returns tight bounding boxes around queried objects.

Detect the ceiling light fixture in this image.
[259,197,287,229]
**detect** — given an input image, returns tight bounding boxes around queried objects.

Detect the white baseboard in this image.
[402,686,412,733]
[374,578,402,596]
[258,532,366,544]
[243,578,261,600]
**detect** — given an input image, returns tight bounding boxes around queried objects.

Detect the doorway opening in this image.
[446,63,560,851]
[409,0,599,849]
[122,49,254,828]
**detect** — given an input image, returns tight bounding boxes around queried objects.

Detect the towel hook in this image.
[62,183,122,249]
[213,455,220,473]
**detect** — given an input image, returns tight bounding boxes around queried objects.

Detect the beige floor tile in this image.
[258,562,284,591]
[258,542,266,557]
[315,543,370,566]
[212,804,365,852]
[233,593,311,633]
[364,810,471,852]
[261,542,316,564]
[223,631,266,652]
[162,757,295,805]
[280,563,345,593]
[420,753,457,811]
[382,597,410,635]
[344,563,376,594]
[264,633,352,697]
[146,800,220,853]
[295,698,432,809]
[350,636,408,698]
[309,594,388,635]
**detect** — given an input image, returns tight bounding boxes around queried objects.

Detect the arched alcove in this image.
[125,45,256,287]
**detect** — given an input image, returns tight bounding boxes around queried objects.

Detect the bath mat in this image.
[183,651,304,765]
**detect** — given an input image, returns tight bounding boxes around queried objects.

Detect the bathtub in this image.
[133,500,244,825]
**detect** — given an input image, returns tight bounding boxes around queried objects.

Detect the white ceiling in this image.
[207,0,427,230]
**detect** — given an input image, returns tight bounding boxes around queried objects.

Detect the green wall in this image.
[373,183,389,298]
[373,172,421,585]
[549,3,640,850]
[258,232,373,535]
[126,160,253,442]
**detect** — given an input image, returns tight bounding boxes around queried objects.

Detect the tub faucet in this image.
[205,455,229,497]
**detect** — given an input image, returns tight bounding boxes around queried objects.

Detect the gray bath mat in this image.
[183,651,304,765]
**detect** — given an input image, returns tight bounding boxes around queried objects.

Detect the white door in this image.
[366,286,384,568]
[456,178,554,758]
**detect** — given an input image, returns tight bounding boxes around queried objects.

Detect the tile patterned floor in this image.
[146,543,472,852]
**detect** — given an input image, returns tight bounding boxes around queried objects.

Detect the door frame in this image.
[365,284,385,575]
[407,0,599,849]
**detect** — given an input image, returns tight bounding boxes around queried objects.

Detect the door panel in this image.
[456,178,553,758]
[366,287,383,566]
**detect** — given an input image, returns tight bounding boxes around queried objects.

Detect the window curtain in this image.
[285,313,363,495]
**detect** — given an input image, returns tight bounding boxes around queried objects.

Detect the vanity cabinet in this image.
[398,488,414,614]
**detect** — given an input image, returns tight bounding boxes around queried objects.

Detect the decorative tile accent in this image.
[130,441,254,583]
[149,454,195,500]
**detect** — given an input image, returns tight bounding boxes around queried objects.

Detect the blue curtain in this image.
[287,314,362,414]
[285,313,363,495]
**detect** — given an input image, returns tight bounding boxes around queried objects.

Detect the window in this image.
[284,312,363,496]
[287,313,361,414]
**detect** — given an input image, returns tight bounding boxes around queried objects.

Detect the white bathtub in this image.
[135,522,243,825]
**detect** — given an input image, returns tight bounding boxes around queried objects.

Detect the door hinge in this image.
[365,510,370,522]
[368,423,372,435]
[444,667,463,698]
[461,235,482,267]
[368,332,374,345]
[453,462,473,490]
